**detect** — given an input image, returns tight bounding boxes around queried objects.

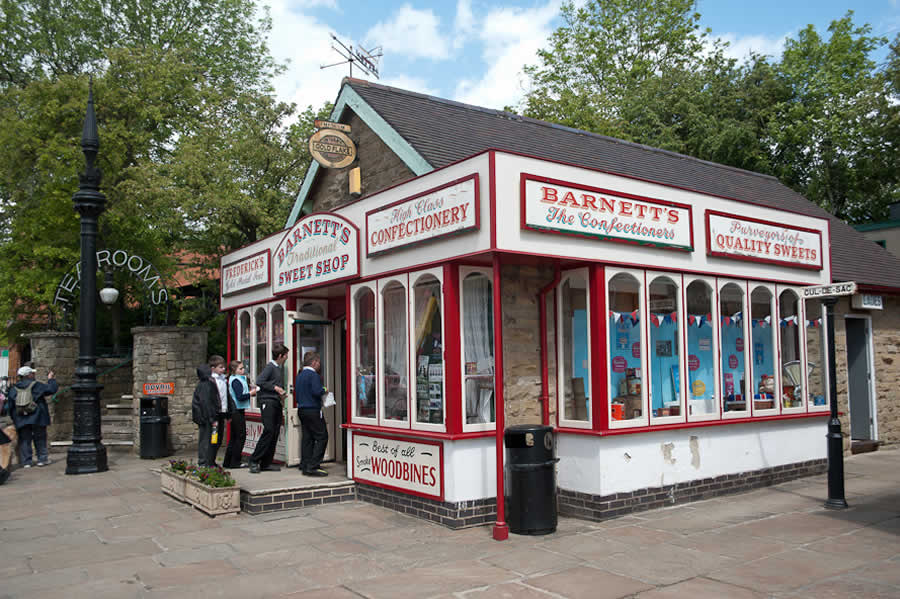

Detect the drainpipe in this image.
[538,265,561,426]
[492,254,508,541]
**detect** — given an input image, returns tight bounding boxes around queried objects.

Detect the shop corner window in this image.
[719,282,747,415]
[254,307,268,379]
[750,286,777,414]
[381,280,408,423]
[804,300,828,410]
[778,289,803,410]
[685,279,717,419]
[354,286,377,420]
[412,273,444,426]
[558,269,590,426]
[608,271,644,424]
[648,275,682,422]
[462,270,495,429]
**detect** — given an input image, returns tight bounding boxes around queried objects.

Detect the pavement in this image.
[0,448,898,599]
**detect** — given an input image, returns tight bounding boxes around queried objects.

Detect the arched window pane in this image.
[413,275,443,425]
[382,282,408,421]
[686,281,716,416]
[720,284,746,413]
[560,273,589,422]
[355,288,376,419]
[750,286,775,410]
[463,273,494,424]
[240,312,251,369]
[608,273,642,421]
[806,301,827,407]
[254,307,267,378]
[271,305,284,347]
[779,291,802,408]
[649,276,680,418]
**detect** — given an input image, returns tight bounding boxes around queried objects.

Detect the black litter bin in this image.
[504,424,558,535]
[139,396,170,459]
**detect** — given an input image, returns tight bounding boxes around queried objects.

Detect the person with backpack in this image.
[6,366,57,468]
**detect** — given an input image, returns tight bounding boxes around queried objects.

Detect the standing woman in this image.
[224,360,256,468]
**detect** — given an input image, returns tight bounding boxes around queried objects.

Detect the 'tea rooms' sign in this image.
[273,213,359,294]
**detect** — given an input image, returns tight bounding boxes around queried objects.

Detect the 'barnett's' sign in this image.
[522,175,693,251]
[706,211,823,270]
[221,250,269,296]
[366,174,479,256]
[353,433,443,500]
[308,129,356,169]
[273,213,359,294]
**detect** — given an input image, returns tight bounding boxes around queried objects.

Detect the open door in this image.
[846,316,876,452]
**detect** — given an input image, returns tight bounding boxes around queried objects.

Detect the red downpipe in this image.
[538,265,561,426]
[491,253,508,541]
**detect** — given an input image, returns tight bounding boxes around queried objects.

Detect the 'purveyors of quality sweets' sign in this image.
[273,213,359,294]
[353,433,443,500]
[706,211,823,270]
[521,175,693,251]
[366,174,479,256]
[221,250,270,296]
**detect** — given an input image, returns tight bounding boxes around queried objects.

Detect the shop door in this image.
[293,317,342,462]
[846,317,874,441]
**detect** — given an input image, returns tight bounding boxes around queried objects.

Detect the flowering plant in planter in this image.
[187,464,236,488]
[167,459,189,474]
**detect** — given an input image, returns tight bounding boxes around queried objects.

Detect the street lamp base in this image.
[66,442,109,475]
[824,498,849,510]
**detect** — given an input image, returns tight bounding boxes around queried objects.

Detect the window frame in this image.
[717,278,751,421]
[682,275,721,423]
[776,286,806,414]
[460,266,496,433]
[350,282,379,426]
[803,297,830,414]
[409,267,446,432]
[556,267,592,430]
[377,275,411,429]
[605,267,649,430]
[748,283,779,417]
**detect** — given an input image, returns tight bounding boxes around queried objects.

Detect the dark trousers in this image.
[223,409,246,467]
[299,408,328,472]
[19,424,48,465]
[197,422,212,466]
[250,400,281,468]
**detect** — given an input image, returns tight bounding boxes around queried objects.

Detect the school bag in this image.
[15,381,38,416]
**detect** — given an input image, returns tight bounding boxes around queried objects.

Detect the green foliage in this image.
[520,3,900,223]
[188,463,236,488]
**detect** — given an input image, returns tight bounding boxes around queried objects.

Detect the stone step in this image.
[102,426,134,436]
[105,403,134,410]
[49,440,134,453]
[103,415,133,424]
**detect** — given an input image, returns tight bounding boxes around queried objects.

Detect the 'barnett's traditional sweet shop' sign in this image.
[366,174,479,256]
[222,250,269,296]
[706,211,823,270]
[353,433,443,500]
[273,213,359,294]
[521,175,693,251]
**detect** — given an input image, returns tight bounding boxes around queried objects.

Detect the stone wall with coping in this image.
[25,332,78,443]
[131,326,207,454]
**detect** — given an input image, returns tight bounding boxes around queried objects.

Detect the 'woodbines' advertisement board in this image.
[353,432,443,501]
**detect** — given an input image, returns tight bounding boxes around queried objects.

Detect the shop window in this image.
[608,271,644,424]
[648,275,682,421]
[805,300,828,410]
[750,286,776,413]
[685,279,717,419]
[354,287,377,420]
[254,307,268,380]
[779,290,803,410]
[239,311,251,373]
[381,280,408,423]
[412,273,444,426]
[719,282,747,415]
[558,270,590,425]
[462,270,495,429]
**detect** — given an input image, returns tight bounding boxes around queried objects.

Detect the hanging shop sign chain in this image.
[53,248,170,307]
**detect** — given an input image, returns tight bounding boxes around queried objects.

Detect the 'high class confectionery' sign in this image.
[706,211,823,270]
[521,175,693,251]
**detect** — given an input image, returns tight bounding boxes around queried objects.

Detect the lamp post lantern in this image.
[66,83,108,474]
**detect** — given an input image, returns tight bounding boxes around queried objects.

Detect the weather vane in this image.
[321,33,382,79]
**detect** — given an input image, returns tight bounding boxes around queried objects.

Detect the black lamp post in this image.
[66,83,108,475]
[822,296,848,509]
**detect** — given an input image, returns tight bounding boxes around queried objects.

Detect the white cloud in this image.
[453,0,476,48]
[364,4,450,61]
[288,0,337,8]
[453,1,562,110]
[716,32,789,62]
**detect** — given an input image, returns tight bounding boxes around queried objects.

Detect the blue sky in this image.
[263,1,900,114]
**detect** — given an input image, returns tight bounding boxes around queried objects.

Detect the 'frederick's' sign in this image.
[273,213,359,294]
[366,174,479,256]
[353,433,443,500]
[222,250,269,296]
[706,211,823,270]
[521,175,693,251]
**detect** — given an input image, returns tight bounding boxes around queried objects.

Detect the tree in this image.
[0,0,323,341]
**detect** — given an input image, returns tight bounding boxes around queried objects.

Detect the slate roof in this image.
[346,78,900,291]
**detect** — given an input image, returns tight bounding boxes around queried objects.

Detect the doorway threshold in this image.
[232,465,356,514]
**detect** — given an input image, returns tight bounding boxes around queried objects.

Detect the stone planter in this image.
[183,477,240,516]
[160,469,188,501]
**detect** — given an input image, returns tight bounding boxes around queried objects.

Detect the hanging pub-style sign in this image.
[308,126,356,169]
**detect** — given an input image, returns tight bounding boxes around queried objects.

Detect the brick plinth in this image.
[559,458,827,521]
[356,483,497,529]
[241,482,357,514]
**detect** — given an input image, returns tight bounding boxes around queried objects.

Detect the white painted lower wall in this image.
[557,418,827,496]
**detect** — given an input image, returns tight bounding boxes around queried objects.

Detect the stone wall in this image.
[97,356,134,404]
[131,326,207,454]
[500,264,557,426]
[309,111,416,213]
[834,295,900,449]
[26,332,78,442]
